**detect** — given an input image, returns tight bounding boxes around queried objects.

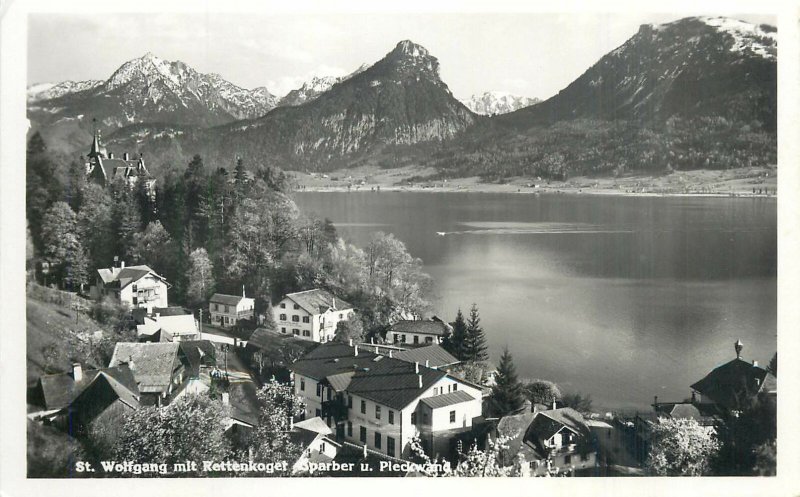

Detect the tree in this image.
[767,352,776,377]
[523,379,562,407]
[40,202,83,286]
[334,315,365,343]
[76,183,114,270]
[646,418,719,476]
[561,392,593,414]
[247,379,305,475]
[131,220,174,274]
[112,393,231,476]
[26,132,63,250]
[491,348,525,416]
[447,308,468,360]
[449,362,490,385]
[186,248,215,309]
[463,303,489,362]
[711,392,776,476]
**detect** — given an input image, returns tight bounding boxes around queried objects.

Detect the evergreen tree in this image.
[26,132,62,250]
[448,308,468,360]
[40,202,81,286]
[491,348,525,416]
[463,303,489,362]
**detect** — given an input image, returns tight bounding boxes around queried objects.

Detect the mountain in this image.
[117,40,478,168]
[461,91,540,115]
[502,16,776,128]
[27,80,103,103]
[278,64,369,107]
[27,53,279,154]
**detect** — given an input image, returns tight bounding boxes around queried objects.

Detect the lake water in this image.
[295,192,777,411]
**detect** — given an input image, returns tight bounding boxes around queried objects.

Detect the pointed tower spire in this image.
[735,339,744,359]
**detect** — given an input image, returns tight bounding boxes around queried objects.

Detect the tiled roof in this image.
[294,416,333,435]
[419,390,475,409]
[325,371,356,392]
[690,358,771,411]
[388,319,450,336]
[96,265,164,290]
[284,289,352,315]
[108,342,181,394]
[290,342,380,381]
[70,370,141,414]
[346,357,447,410]
[210,293,247,306]
[37,365,138,411]
[178,340,217,377]
[529,408,590,442]
[496,411,540,461]
[393,345,459,368]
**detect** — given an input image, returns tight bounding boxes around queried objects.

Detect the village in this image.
[24,133,777,478]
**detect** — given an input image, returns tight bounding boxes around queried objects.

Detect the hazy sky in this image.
[28,12,776,100]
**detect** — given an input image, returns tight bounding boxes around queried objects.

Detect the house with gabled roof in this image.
[210,288,255,328]
[137,313,199,342]
[388,316,452,346]
[85,129,155,195]
[273,289,354,342]
[290,417,342,474]
[495,406,598,476]
[90,261,169,312]
[108,342,199,406]
[289,341,483,460]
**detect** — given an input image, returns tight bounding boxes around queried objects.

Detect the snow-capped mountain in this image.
[278,63,370,107]
[461,91,540,115]
[27,52,280,152]
[27,80,104,103]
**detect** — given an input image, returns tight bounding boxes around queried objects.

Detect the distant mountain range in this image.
[28,16,777,179]
[460,91,541,115]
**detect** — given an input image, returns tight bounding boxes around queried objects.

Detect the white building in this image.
[290,342,482,460]
[90,262,169,313]
[273,289,354,342]
[388,317,452,346]
[209,289,255,328]
[136,313,199,342]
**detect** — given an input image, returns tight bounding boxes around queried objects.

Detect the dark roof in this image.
[529,408,589,442]
[37,365,138,411]
[496,411,539,461]
[346,357,447,410]
[96,265,165,290]
[388,319,450,336]
[69,370,140,419]
[178,340,217,377]
[284,289,352,315]
[419,390,475,409]
[393,345,459,368]
[153,306,191,317]
[325,371,356,392]
[210,293,247,306]
[290,342,380,381]
[691,358,771,410]
[228,381,260,426]
[108,342,182,393]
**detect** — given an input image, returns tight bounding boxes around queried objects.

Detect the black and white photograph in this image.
[1,0,798,493]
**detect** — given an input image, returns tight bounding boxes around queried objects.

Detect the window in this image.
[293,329,300,335]
[315,409,321,417]
[387,437,395,457]
[450,410,456,423]
[530,461,538,470]
[425,337,433,344]
[281,327,286,333]
[361,400,366,414]
[280,313,287,321]
[214,303,219,311]
[453,383,457,391]
[359,426,367,443]
[411,412,417,425]
[339,313,343,319]
[347,421,353,437]
[294,304,300,310]
[225,305,230,313]
[375,406,381,420]
[413,336,419,344]
[132,284,137,292]
[564,455,572,465]
[292,315,300,322]
[401,334,406,343]
[374,432,382,449]
[388,410,394,425]
[348,395,353,409]
[317,383,323,397]
[280,303,286,308]
[320,442,326,454]
[302,316,310,323]
[303,330,310,337]
[224,316,229,324]
[300,378,305,391]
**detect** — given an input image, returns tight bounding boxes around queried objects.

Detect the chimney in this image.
[552,399,557,410]
[354,345,358,356]
[121,261,125,269]
[349,338,353,347]
[123,152,130,160]
[425,360,429,368]
[108,152,114,159]
[155,312,160,318]
[72,363,83,382]
[243,285,246,298]
[415,361,419,373]
[752,360,759,367]
[735,339,744,359]
[371,337,375,345]
[222,392,229,405]
[374,346,379,354]
[332,297,336,309]
[389,350,393,358]
[418,374,423,388]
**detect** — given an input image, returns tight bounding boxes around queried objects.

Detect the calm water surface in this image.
[295,192,777,411]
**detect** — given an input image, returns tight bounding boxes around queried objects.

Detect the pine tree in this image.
[448,308,468,360]
[463,303,489,362]
[491,348,525,416]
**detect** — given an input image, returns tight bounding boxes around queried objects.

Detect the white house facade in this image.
[273,289,354,342]
[209,291,255,328]
[91,263,169,313]
[388,317,452,346]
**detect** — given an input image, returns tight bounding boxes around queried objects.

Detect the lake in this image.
[295,192,777,411]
